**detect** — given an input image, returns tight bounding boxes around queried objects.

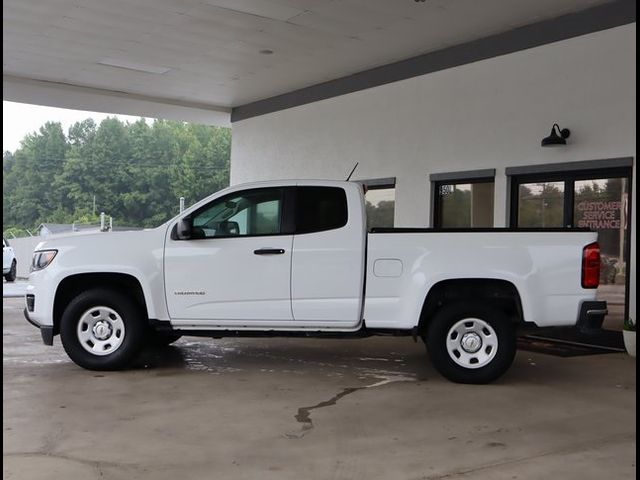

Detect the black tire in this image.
[60,288,146,371]
[424,302,516,384]
[145,330,182,348]
[4,260,16,282]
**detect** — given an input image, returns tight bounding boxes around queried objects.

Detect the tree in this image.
[3,117,232,232]
[366,200,395,229]
[3,122,68,228]
[517,183,564,227]
[170,122,231,208]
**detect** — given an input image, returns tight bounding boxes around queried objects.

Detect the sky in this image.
[3,101,150,152]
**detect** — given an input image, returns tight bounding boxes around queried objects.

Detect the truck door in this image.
[164,187,294,326]
[290,185,366,328]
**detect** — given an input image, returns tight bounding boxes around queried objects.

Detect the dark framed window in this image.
[433,178,495,228]
[295,186,348,234]
[509,167,632,228]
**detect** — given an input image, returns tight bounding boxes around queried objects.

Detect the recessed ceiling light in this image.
[259,49,274,55]
[97,58,171,74]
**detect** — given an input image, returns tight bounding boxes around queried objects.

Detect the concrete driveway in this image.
[3,297,636,480]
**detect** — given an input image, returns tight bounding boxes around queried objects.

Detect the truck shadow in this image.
[128,337,433,380]
[130,345,188,369]
[125,336,606,387]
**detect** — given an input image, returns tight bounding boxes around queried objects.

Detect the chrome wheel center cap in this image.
[460,332,482,353]
[92,321,112,340]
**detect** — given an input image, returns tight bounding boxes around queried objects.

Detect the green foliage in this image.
[366,200,395,229]
[440,188,471,227]
[517,183,564,228]
[2,226,34,239]
[623,317,635,332]
[3,117,231,231]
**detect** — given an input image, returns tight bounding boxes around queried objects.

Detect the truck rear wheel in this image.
[424,303,516,384]
[60,288,145,370]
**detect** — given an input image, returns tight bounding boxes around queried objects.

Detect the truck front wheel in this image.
[424,303,516,384]
[60,288,145,370]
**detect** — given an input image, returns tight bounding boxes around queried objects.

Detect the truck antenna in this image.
[345,162,359,181]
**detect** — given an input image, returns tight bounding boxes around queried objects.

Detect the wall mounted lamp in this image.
[541,123,571,147]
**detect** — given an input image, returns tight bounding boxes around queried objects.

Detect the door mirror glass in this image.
[216,220,240,236]
[176,217,192,240]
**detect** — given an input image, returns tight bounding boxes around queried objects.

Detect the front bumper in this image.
[23,307,54,346]
[23,268,56,338]
[576,300,608,335]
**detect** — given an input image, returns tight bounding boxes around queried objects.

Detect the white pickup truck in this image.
[23,180,607,383]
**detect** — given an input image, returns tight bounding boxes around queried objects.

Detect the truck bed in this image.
[364,228,598,330]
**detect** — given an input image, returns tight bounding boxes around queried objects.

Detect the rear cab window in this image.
[295,186,348,234]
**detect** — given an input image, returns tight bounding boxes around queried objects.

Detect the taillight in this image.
[582,242,600,289]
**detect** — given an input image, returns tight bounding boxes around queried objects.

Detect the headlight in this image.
[31,250,58,272]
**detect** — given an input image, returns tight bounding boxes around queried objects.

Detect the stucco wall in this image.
[231,24,636,322]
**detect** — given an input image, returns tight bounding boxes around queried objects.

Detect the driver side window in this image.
[192,188,284,238]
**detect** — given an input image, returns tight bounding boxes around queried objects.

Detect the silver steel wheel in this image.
[76,306,126,356]
[446,318,498,369]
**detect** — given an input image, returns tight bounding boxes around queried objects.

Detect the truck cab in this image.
[166,181,366,329]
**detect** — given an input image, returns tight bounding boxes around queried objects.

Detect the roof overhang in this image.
[231,0,636,122]
[3,75,231,126]
[3,0,635,125]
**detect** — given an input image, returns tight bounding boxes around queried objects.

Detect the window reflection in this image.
[517,181,564,228]
[574,178,628,290]
[437,181,494,228]
[365,187,395,229]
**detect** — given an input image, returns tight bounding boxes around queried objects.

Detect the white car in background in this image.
[3,237,17,282]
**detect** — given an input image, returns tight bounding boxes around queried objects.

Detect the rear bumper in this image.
[576,301,608,335]
[23,308,54,346]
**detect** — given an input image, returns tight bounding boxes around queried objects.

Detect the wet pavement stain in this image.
[286,374,417,439]
[289,386,364,438]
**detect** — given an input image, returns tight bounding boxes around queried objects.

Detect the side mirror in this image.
[218,220,240,236]
[176,217,192,240]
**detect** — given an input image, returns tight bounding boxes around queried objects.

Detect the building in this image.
[230,21,636,332]
[37,223,101,237]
